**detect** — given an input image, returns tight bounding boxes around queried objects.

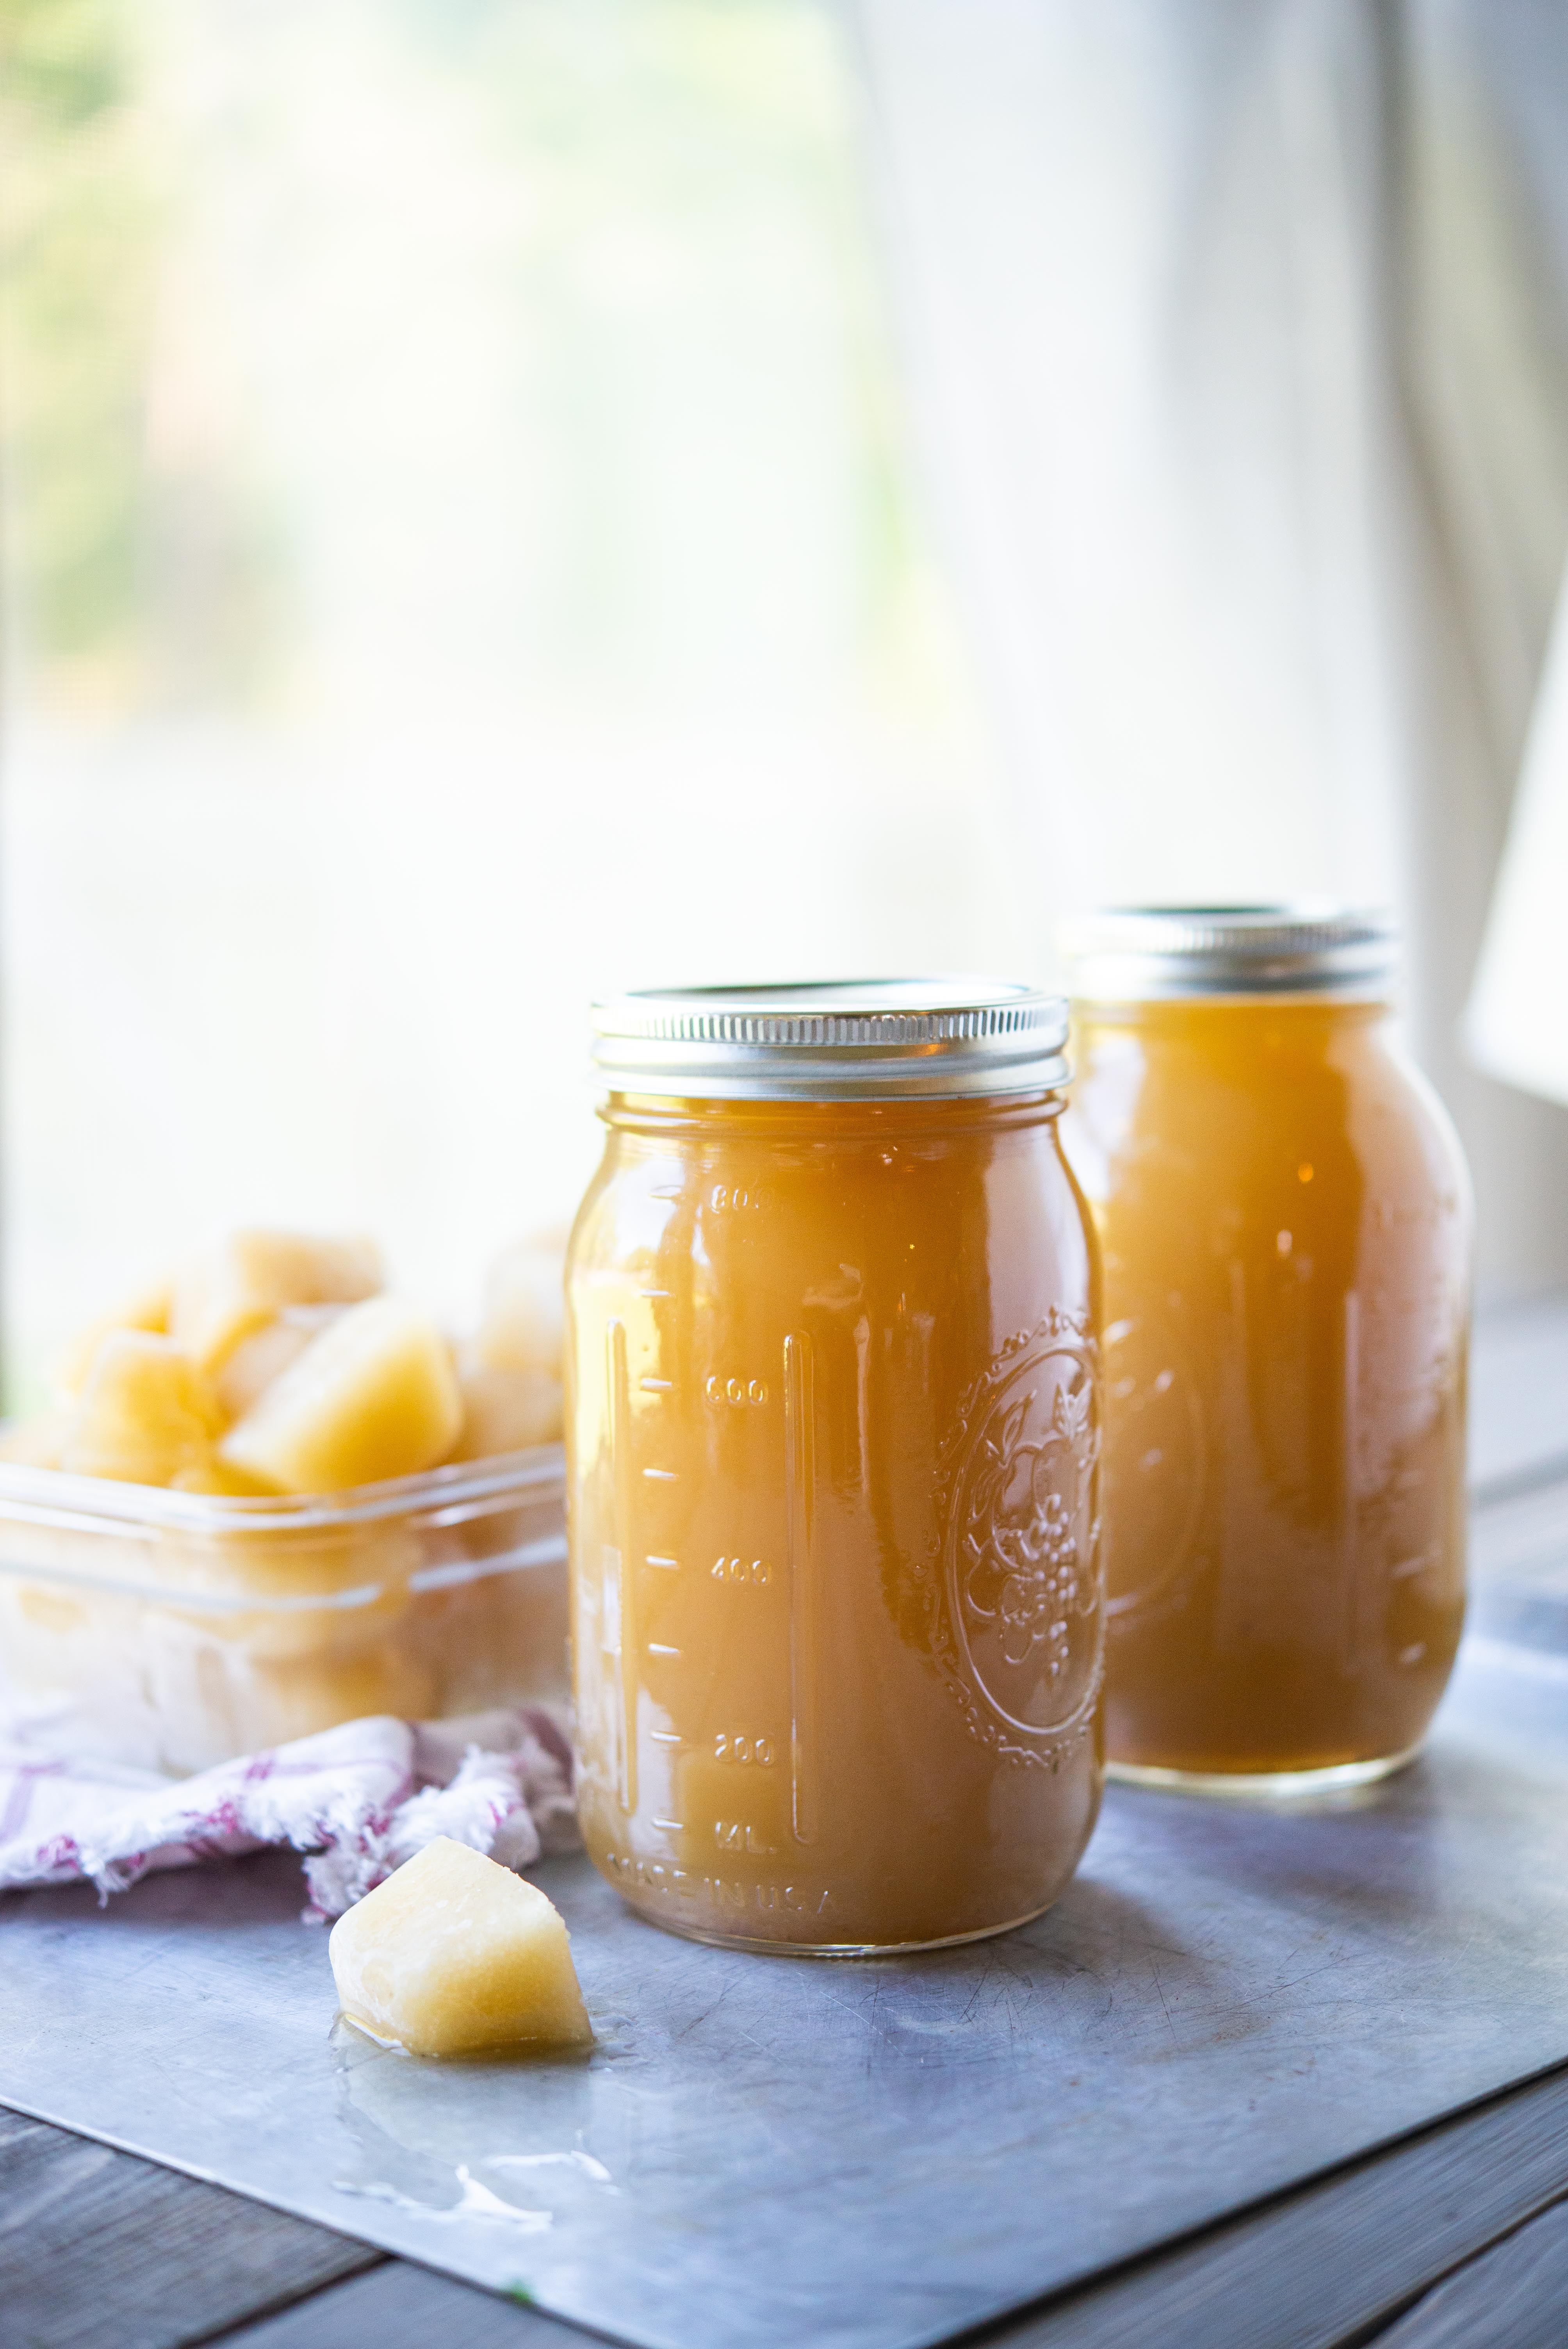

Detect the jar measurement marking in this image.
[606,1315,637,1816]
[642,1467,678,1483]
[711,1555,769,1585]
[647,1641,682,1657]
[650,1729,682,1746]
[709,1185,764,1212]
[715,1732,775,1765]
[639,1287,671,1300]
[649,1185,683,1200]
[646,1553,680,1571]
[706,1376,770,1407]
[715,1821,773,1854]
[599,1849,831,1919]
[640,1377,674,1394]
[784,1329,818,1847]
[652,1817,684,1832]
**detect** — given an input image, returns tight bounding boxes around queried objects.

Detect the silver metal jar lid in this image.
[1058,904,1397,1000]
[591,979,1069,1101]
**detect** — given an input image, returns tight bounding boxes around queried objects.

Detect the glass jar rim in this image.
[1058,903,1396,999]
[591,978,1069,1100]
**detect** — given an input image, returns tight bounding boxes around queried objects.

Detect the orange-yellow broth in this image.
[566,1091,1103,1951]
[1064,996,1469,1780]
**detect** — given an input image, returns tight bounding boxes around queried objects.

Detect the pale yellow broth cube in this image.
[474,1242,565,1378]
[59,1332,224,1486]
[214,1306,344,1423]
[329,1837,592,2057]
[50,1278,175,1404]
[247,1641,435,1739]
[171,1231,383,1378]
[157,1522,421,1663]
[449,1350,563,1461]
[168,1456,278,1496]
[219,1296,462,1493]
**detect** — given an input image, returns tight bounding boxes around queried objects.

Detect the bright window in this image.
[0,0,1025,1399]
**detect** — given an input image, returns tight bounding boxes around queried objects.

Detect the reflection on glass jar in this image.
[566,982,1103,1953]
[1062,908,1472,1791]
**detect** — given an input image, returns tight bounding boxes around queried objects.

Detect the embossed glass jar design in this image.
[1061,908,1472,1793]
[567,982,1103,1954]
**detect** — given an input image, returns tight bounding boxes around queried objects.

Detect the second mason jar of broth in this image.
[1061,908,1471,1793]
[567,982,1103,1953]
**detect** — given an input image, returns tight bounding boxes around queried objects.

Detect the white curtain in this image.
[1467,574,1568,1115]
[846,0,1568,1296]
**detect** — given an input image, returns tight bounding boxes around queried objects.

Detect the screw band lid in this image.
[592,979,1069,1100]
[1058,904,1397,1000]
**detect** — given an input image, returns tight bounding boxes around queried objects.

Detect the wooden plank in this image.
[979,2061,1568,2349]
[0,2107,381,2349]
[211,2260,584,2347]
[201,2060,1568,2349]
[1367,2194,1568,2345]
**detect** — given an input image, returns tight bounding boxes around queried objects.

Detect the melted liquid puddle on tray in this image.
[327,2019,619,2235]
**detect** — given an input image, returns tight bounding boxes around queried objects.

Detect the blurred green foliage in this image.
[0,0,124,123]
[0,0,936,720]
[0,0,154,693]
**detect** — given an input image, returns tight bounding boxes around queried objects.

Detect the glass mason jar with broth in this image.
[1061,907,1471,1793]
[566,981,1103,1953]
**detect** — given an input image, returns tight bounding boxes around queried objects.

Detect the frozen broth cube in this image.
[59,1331,224,1487]
[474,1240,565,1377]
[250,1642,434,1735]
[171,1230,383,1377]
[169,1454,278,1496]
[218,1296,462,1492]
[449,1350,563,1461]
[214,1305,345,1423]
[50,1278,175,1403]
[329,1836,592,2057]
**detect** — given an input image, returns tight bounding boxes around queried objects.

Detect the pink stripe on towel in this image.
[0,1706,579,1919]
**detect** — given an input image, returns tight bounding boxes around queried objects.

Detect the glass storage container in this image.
[0,1447,568,1773]
[1061,907,1471,1791]
[567,980,1103,1955]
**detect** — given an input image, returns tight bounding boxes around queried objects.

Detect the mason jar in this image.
[566,980,1103,1953]
[1061,907,1472,1792]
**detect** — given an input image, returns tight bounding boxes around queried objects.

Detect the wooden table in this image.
[7,1299,1568,2349]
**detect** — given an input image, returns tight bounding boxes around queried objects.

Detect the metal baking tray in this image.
[2,1622,1568,2349]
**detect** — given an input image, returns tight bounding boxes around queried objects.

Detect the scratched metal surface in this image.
[3,1634,1568,2349]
